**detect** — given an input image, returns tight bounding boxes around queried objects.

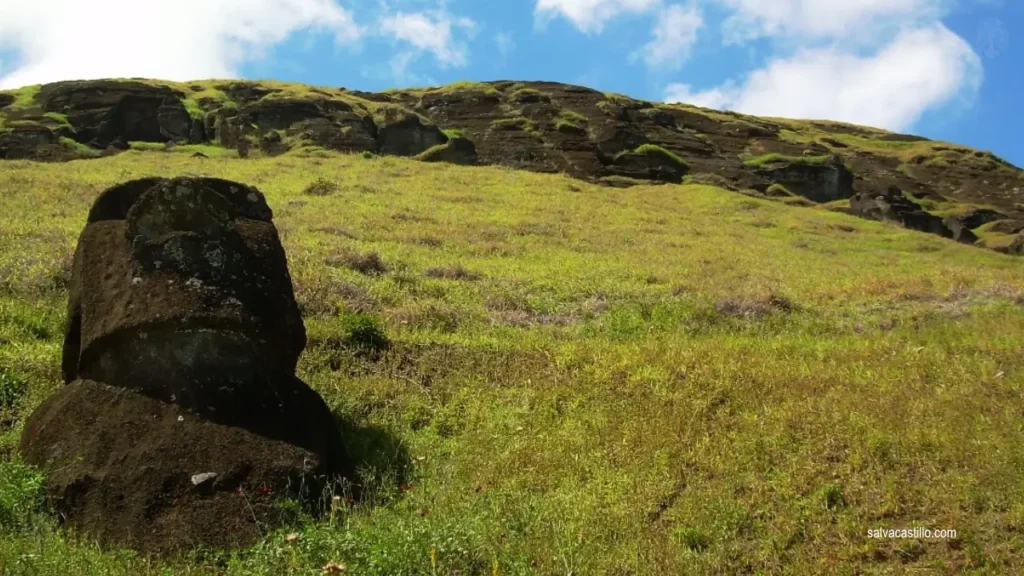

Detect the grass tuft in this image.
[744,153,832,168]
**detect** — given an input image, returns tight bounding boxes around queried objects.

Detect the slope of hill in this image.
[1,152,1023,574]
[2,79,1024,255]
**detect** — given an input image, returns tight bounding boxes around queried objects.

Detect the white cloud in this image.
[714,0,948,44]
[664,24,982,131]
[0,0,364,89]
[378,10,476,68]
[495,32,517,59]
[534,0,660,34]
[637,3,703,70]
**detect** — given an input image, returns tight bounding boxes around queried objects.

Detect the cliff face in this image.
[2,78,1023,253]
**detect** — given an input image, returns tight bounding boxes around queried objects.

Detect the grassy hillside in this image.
[2,150,1024,574]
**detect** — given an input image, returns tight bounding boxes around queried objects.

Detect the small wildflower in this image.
[285,533,299,544]
[322,561,346,574]
[259,485,272,495]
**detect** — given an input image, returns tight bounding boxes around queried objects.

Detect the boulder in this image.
[376,112,447,156]
[21,177,350,554]
[849,186,974,243]
[985,219,1024,235]
[610,149,688,183]
[943,217,980,244]
[417,136,478,165]
[956,208,1007,230]
[757,157,854,203]
[0,124,60,159]
[38,80,196,147]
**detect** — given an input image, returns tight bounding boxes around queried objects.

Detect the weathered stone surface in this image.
[850,186,975,243]
[22,177,349,554]
[610,150,688,183]
[755,158,854,203]
[943,217,980,244]
[377,112,447,156]
[0,124,62,159]
[956,208,1007,230]
[38,80,196,147]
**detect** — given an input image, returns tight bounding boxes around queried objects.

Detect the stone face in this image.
[21,177,350,554]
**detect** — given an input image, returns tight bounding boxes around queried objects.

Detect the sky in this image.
[0,0,1020,167]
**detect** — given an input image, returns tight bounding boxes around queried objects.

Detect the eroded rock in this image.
[21,177,350,554]
[849,186,975,243]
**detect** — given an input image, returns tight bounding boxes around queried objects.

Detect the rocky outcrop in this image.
[0,123,65,160]
[849,186,977,244]
[376,111,447,156]
[20,177,350,554]
[754,157,854,203]
[416,136,478,165]
[956,208,1007,230]
[2,78,1023,251]
[38,80,197,147]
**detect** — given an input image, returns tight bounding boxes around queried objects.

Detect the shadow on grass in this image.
[331,411,412,508]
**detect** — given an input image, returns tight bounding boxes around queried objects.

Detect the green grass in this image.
[126,142,236,158]
[42,113,71,128]
[766,183,794,197]
[509,88,547,102]
[0,84,41,109]
[2,152,1024,574]
[180,98,205,122]
[554,110,588,133]
[617,144,688,169]
[127,141,166,151]
[744,153,832,168]
[422,81,501,98]
[58,137,101,158]
[442,128,465,140]
[490,117,537,132]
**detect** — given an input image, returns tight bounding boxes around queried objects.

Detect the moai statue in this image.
[20,177,350,553]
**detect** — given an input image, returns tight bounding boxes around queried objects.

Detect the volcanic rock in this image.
[20,176,350,554]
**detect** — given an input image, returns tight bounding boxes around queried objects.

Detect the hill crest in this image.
[2,78,1023,254]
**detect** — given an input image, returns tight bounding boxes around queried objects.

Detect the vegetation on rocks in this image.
[744,153,832,168]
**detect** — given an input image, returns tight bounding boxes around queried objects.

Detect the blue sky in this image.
[0,0,1020,166]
